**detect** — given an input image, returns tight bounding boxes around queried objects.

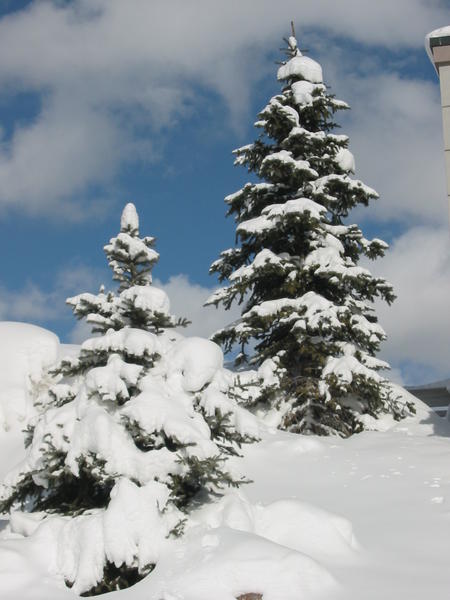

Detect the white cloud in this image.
[155,275,241,340]
[0,264,105,324]
[0,283,56,322]
[335,72,447,225]
[0,0,446,216]
[0,268,240,347]
[0,96,124,218]
[366,226,450,385]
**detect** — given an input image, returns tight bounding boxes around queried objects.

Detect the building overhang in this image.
[426,27,450,72]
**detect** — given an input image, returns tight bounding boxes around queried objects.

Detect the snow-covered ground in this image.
[1,323,450,599]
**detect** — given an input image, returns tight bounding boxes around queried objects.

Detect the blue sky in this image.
[0,0,449,386]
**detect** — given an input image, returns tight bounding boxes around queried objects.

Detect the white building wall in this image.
[430,43,450,218]
[439,65,450,215]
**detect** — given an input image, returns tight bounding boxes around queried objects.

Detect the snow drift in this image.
[0,322,59,431]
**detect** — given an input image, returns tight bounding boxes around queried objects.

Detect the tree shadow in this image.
[417,409,450,438]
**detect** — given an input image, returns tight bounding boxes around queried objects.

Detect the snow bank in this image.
[0,536,75,600]
[6,478,180,595]
[358,383,449,435]
[194,492,358,563]
[0,322,59,430]
[2,406,450,599]
[137,527,336,600]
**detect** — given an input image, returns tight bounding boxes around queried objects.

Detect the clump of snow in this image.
[121,285,171,315]
[229,249,287,282]
[244,291,346,333]
[0,323,59,431]
[263,197,326,221]
[161,337,224,393]
[288,35,297,50]
[261,149,318,179]
[291,80,325,105]
[313,173,378,199]
[303,234,372,280]
[104,232,159,265]
[323,354,382,387]
[81,327,160,359]
[85,354,142,402]
[277,54,323,84]
[335,148,355,173]
[23,478,178,595]
[200,380,261,440]
[236,197,326,238]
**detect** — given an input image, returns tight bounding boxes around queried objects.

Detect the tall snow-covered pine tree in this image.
[208,32,413,437]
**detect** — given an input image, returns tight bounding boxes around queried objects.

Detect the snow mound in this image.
[0,536,74,600]
[0,322,59,431]
[140,526,337,600]
[195,492,358,563]
[6,478,179,595]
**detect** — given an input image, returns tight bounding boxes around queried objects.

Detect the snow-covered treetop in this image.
[105,204,159,291]
[68,203,188,335]
[120,202,139,234]
[277,35,323,84]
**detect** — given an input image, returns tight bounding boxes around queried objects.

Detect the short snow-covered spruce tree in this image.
[0,204,257,596]
[207,33,413,437]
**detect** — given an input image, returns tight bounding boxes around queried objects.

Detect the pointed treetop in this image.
[290,20,296,37]
[288,36,299,53]
[288,21,300,56]
[121,202,139,234]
